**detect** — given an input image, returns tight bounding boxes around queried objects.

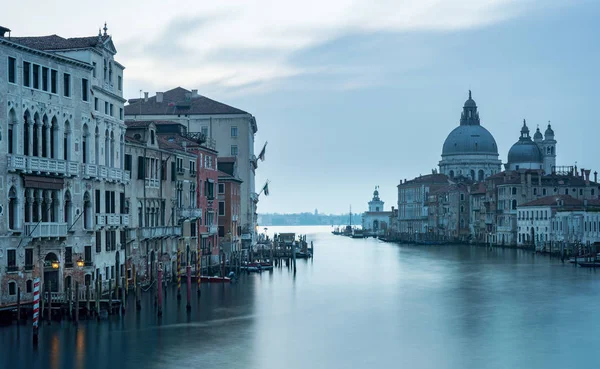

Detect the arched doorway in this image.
[44,253,60,292]
[373,220,379,231]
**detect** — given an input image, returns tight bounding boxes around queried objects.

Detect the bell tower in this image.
[542,122,557,174]
[368,186,384,212]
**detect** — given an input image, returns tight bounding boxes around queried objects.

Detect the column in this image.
[46,191,52,223]
[36,190,43,223]
[45,123,51,159]
[37,121,43,158]
[28,121,34,156]
[26,189,33,224]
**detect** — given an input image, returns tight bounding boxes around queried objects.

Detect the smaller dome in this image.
[545,123,554,138]
[463,90,476,108]
[508,141,543,164]
[533,127,543,141]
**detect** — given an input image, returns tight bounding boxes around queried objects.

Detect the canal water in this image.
[3,226,600,369]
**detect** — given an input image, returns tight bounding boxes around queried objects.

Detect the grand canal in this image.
[3,226,600,369]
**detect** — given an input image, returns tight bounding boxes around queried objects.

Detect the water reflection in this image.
[2,226,600,369]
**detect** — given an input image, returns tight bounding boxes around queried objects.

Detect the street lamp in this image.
[51,260,59,269]
[76,257,85,268]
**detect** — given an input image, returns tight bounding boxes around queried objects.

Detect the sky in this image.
[4,0,600,214]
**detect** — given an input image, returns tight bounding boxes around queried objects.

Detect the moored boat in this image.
[200,276,232,283]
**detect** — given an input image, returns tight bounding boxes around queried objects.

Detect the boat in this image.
[351,229,365,239]
[569,254,599,263]
[577,262,600,268]
[200,276,232,283]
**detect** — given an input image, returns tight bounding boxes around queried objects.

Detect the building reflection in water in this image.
[50,334,60,369]
[76,327,85,369]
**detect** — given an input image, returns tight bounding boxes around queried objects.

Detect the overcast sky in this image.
[5,0,599,214]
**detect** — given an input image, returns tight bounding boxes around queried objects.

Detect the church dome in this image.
[545,123,554,138]
[507,120,543,164]
[442,125,498,156]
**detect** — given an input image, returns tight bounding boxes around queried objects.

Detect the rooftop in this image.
[8,34,111,51]
[125,87,251,118]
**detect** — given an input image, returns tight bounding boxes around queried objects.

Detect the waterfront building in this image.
[217,157,243,263]
[0,25,128,307]
[124,88,258,247]
[362,186,393,236]
[427,182,470,242]
[517,195,600,249]
[506,120,557,172]
[123,120,199,282]
[468,183,488,243]
[397,173,449,240]
[439,91,502,180]
[486,168,599,246]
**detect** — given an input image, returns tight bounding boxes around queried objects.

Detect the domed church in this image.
[506,120,556,173]
[439,91,502,181]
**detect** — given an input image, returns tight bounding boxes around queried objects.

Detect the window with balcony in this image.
[205,181,214,200]
[189,161,196,175]
[7,249,17,272]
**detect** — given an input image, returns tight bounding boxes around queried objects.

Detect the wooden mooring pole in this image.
[16,287,21,323]
[108,279,113,315]
[74,282,79,325]
[136,282,141,310]
[47,281,52,325]
[157,263,163,317]
[186,265,192,311]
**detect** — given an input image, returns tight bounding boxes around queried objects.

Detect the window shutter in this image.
[137,156,145,179]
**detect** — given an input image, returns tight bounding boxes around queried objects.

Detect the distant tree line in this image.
[258,212,363,226]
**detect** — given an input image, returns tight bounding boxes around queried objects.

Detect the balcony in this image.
[6,265,18,273]
[177,167,185,175]
[145,178,160,188]
[25,222,68,238]
[139,226,182,239]
[209,225,218,235]
[179,207,202,220]
[232,215,238,222]
[96,214,128,228]
[83,163,130,184]
[8,154,78,176]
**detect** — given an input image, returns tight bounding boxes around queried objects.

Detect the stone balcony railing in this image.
[139,226,182,239]
[83,163,130,184]
[144,178,160,188]
[179,207,202,220]
[96,214,129,228]
[8,154,78,176]
[209,225,218,235]
[25,222,68,238]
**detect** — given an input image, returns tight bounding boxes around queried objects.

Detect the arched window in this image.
[110,131,115,167]
[23,110,31,156]
[511,200,517,210]
[82,124,89,164]
[478,170,484,181]
[64,120,71,161]
[51,191,59,222]
[105,129,110,166]
[8,186,18,230]
[83,192,92,229]
[33,112,40,157]
[42,114,48,157]
[50,116,58,159]
[8,281,17,296]
[8,108,17,154]
[470,170,475,180]
[64,190,72,225]
[95,126,100,164]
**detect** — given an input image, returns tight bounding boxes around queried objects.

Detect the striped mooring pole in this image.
[197,243,201,294]
[32,278,40,345]
[177,249,181,300]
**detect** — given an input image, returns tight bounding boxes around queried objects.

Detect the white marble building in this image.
[439,91,502,181]
[0,25,128,306]
[362,186,392,236]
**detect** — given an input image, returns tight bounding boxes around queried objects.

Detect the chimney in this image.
[156,92,163,103]
[191,89,198,97]
[144,92,149,102]
[581,168,585,178]
[585,169,591,185]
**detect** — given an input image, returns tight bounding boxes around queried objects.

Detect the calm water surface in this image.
[3,225,600,369]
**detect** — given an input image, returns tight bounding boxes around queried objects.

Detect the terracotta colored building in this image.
[218,164,243,259]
